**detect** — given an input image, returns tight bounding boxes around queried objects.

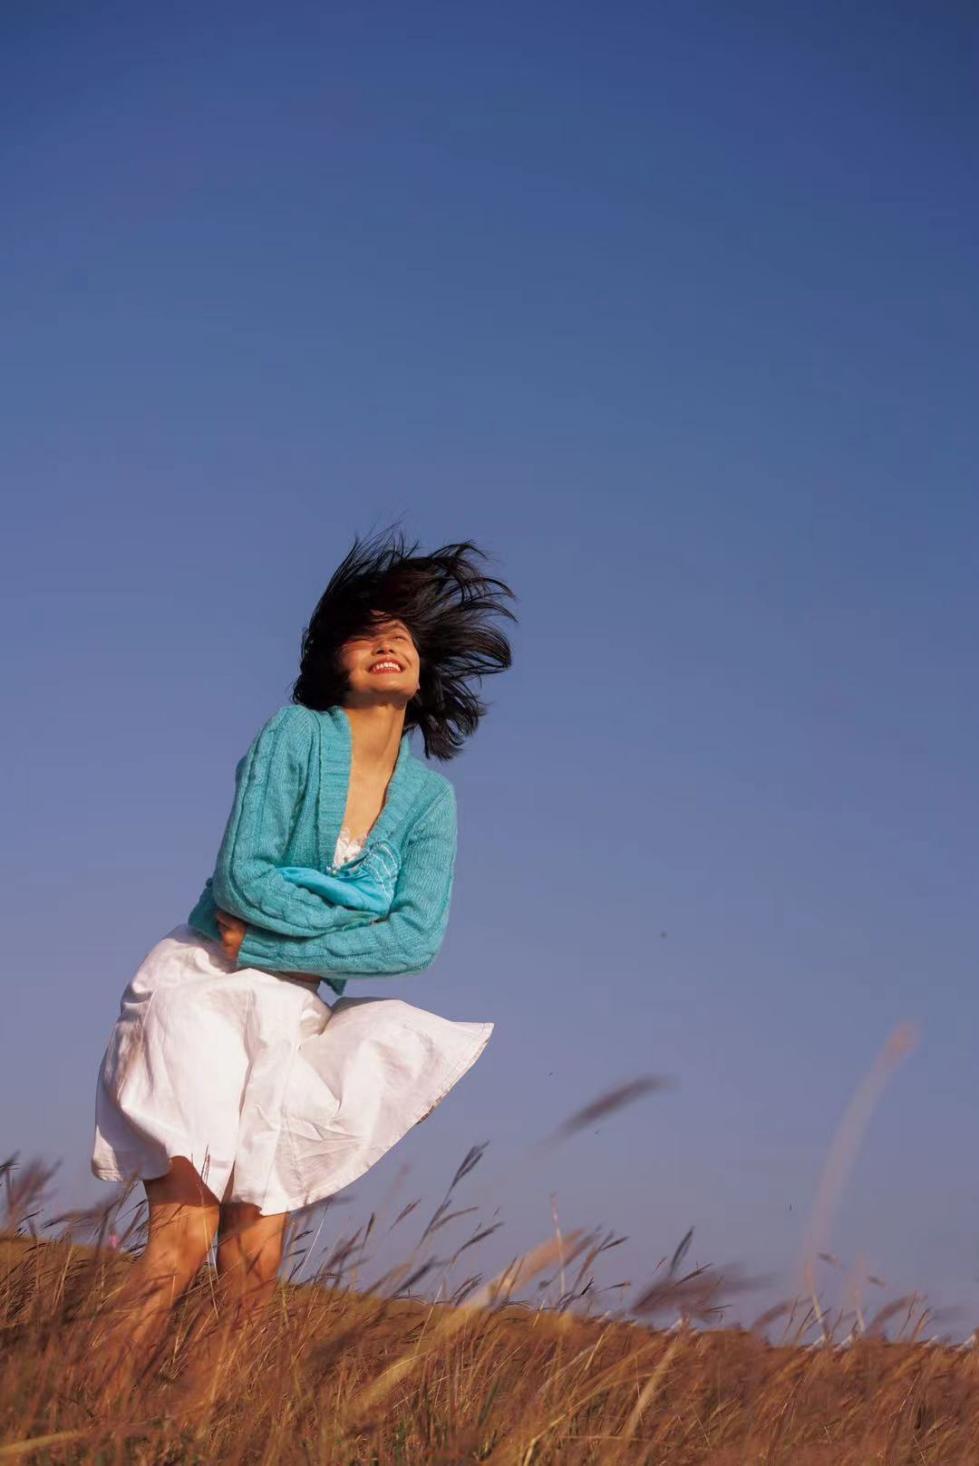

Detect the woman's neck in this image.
[341,700,407,771]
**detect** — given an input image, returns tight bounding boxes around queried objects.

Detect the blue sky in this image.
[3,1,978,1325]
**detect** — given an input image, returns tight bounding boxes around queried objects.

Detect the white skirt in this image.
[92,923,493,1215]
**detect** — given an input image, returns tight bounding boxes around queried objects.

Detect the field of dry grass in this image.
[4,1149,979,1464]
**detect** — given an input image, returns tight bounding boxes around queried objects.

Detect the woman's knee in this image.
[139,1158,220,1284]
[216,1205,286,1283]
[141,1217,215,1280]
[134,1246,202,1296]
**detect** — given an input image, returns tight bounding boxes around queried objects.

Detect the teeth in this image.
[370,662,401,672]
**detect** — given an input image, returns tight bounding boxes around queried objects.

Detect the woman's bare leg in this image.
[216,1203,288,1318]
[167,1204,288,1411]
[93,1157,220,1397]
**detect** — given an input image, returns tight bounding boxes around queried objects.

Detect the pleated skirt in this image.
[92,923,493,1215]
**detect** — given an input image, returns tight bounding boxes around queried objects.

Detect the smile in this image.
[368,661,404,673]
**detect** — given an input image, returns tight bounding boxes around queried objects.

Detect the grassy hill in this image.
[4,1229,979,1463]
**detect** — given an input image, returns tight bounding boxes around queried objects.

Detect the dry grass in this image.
[4,1150,979,1464]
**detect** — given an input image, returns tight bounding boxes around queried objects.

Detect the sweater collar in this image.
[316,704,423,866]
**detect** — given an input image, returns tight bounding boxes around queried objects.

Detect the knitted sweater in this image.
[186,704,457,996]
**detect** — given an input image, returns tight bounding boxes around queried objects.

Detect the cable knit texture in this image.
[186,704,456,996]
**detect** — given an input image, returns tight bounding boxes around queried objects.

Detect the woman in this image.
[90,527,516,1373]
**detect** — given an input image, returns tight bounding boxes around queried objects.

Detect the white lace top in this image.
[333,827,366,868]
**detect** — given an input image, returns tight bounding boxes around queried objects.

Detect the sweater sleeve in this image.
[210,706,375,939]
[235,784,457,978]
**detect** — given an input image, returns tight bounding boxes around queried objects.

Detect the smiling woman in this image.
[88,525,517,1392]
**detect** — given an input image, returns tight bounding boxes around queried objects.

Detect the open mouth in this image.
[368,660,404,674]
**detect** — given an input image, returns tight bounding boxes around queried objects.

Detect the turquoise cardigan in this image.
[186,704,457,996]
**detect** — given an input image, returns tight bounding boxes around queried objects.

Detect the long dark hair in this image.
[291,525,517,759]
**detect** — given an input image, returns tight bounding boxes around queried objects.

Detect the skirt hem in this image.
[92,1020,494,1216]
[242,1018,494,1214]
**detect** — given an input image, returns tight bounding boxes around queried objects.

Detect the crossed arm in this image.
[210,707,457,987]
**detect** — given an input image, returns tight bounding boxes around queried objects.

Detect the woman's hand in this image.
[215,909,246,964]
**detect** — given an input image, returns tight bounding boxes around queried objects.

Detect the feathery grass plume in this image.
[1,1154,61,1236]
[800,1021,919,1306]
[631,1261,762,1326]
[548,1076,674,1142]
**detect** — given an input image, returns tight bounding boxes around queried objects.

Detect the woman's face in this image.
[338,616,421,706]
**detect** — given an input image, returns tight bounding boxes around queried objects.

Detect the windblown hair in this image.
[291,526,517,760]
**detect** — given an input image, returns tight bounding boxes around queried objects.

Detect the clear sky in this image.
[3,2,978,1328]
